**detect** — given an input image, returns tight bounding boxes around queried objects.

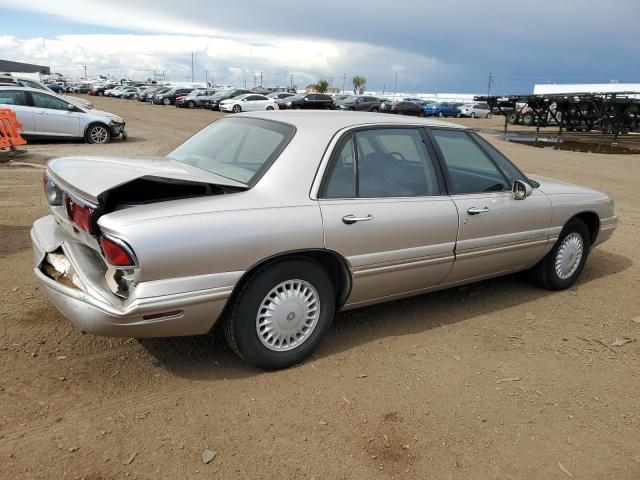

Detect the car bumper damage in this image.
[31,215,235,338]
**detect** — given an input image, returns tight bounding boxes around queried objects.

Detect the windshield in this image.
[342,96,359,103]
[167,117,295,185]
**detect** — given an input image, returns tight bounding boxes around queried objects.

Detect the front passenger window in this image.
[31,92,70,111]
[431,129,509,194]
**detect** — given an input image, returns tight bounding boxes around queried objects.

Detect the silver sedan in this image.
[31,112,617,369]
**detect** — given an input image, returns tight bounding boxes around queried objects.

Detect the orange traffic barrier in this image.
[0,108,27,150]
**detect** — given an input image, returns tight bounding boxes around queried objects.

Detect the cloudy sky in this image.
[0,0,637,94]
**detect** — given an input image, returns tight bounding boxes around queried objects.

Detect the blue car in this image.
[424,102,461,117]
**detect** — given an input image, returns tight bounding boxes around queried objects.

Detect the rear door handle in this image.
[467,207,489,215]
[342,214,373,225]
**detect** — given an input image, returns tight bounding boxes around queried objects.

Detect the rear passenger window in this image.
[324,137,355,198]
[0,90,27,106]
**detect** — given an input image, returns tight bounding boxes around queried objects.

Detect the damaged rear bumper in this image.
[31,215,235,338]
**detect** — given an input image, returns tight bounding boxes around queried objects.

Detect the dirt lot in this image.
[1,96,638,479]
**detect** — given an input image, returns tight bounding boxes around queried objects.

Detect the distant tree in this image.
[352,75,366,94]
[316,79,329,93]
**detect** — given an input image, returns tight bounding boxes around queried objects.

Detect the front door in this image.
[319,127,459,306]
[30,91,81,137]
[428,128,552,283]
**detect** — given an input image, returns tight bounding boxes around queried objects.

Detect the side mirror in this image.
[67,104,75,111]
[512,179,533,200]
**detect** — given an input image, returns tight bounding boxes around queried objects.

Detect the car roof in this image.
[239,111,466,132]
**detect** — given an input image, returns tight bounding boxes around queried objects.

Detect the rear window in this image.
[0,90,27,106]
[167,117,295,186]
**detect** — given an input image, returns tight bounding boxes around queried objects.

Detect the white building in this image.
[533,83,640,96]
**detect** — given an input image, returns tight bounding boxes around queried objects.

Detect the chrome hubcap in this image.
[90,127,108,143]
[256,279,320,352]
[555,232,583,279]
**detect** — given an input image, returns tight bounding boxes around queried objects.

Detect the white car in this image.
[459,103,492,119]
[0,86,125,144]
[220,94,278,113]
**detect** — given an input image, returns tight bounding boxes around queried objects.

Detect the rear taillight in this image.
[65,196,96,234]
[100,236,136,267]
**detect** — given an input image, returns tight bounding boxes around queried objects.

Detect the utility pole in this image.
[342,74,346,94]
[487,72,494,99]
[191,52,194,83]
[83,65,87,80]
[259,71,264,88]
[290,74,294,91]
[393,71,398,98]
[382,82,386,95]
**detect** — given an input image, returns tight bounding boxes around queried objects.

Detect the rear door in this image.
[0,89,35,134]
[30,91,82,137]
[428,128,552,283]
[319,127,458,305]
[245,95,268,111]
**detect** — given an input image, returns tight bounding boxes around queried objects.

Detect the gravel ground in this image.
[1,96,638,479]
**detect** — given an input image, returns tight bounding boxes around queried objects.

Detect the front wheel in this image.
[223,258,336,370]
[266,106,274,110]
[163,98,171,105]
[438,111,444,117]
[85,124,111,144]
[471,112,476,118]
[232,104,242,113]
[529,218,590,290]
[188,101,195,108]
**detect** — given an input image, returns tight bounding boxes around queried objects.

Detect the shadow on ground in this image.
[139,249,632,381]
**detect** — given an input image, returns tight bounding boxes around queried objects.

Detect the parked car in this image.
[205,89,252,110]
[281,93,335,110]
[138,86,166,102]
[29,112,617,369]
[382,100,422,116]
[105,85,126,97]
[46,83,65,93]
[89,84,116,96]
[118,87,139,99]
[266,92,296,109]
[219,94,278,112]
[0,86,125,143]
[14,77,93,109]
[336,95,382,112]
[152,87,195,105]
[175,89,217,108]
[425,102,461,117]
[459,103,491,118]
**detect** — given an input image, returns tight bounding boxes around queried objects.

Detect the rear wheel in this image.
[371,107,379,113]
[522,113,535,126]
[266,106,274,110]
[529,218,590,290]
[188,101,195,108]
[85,124,111,144]
[224,258,336,370]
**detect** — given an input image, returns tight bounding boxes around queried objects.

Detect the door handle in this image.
[467,207,489,215]
[342,214,373,225]
[35,110,46,115]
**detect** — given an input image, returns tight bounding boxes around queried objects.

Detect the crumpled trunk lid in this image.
[47,155,247,205]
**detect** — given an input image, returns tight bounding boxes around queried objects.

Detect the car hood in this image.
[528,175,607,197]
[89,109,123,123]
[47,156,248,204]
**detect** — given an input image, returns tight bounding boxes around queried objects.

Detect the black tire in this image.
[418,111,426,118]
[438,111,444,117]
[522,113,535,126]
[223,258,336,370]
[456,112,461,118]
[232,104,242,113]
[507,113,519,124]
[188,101,195,108]
[371,107,379,113]
[163,98,171,106]
[293,105,302,110]
[529,218,590,290]
[97,91,103,96]
[266,106,274,110]
[85,123,111,144]
[471,112,476,118]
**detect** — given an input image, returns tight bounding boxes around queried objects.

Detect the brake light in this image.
[100,236,135,267]
[65,196,96,234]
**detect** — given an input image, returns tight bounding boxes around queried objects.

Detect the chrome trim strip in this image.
[455,238,549,260]
[353,254,454,278]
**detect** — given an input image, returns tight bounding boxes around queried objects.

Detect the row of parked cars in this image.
[91,81,493,118]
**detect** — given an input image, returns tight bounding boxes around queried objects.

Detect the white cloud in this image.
[0,33,457,91]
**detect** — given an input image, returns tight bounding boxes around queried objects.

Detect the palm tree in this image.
[316,79,329,93]
[352,75,366,94]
